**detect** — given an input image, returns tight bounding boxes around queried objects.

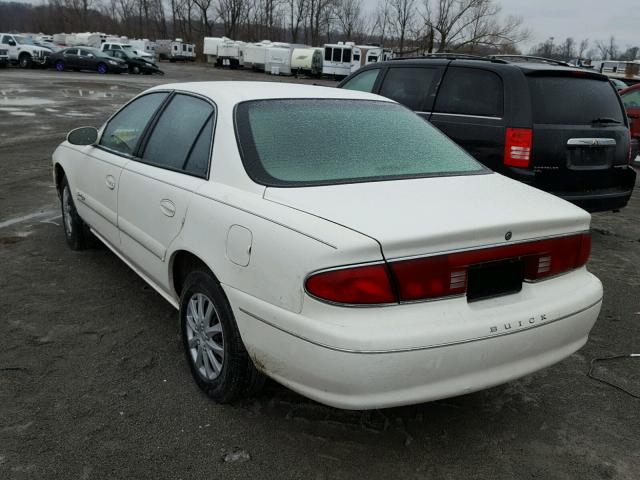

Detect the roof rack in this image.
[390,53,508,63]
[488,55,571,66]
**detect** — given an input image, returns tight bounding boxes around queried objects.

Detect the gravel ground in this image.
[0,63,639,480]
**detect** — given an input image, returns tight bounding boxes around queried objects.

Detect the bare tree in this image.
[390,0,415,54]
[596,36,618,60]
[372,0,391,46]
[287,0,306,42]
[216,0,248,37]
[578,38,589,58]
[335,0,362,40]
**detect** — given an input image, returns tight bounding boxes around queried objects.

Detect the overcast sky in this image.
[11,0,640,51]
[498,0,639,51]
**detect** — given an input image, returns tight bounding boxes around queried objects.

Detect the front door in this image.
[74,91,170,247]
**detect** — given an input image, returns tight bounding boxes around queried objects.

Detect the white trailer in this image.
[243,41,272,70]
[322,42,357,77]
[73,32,102,48]
[217,40,244,68]
[156,39,196,62]
[291,47,323,76]
[264,46,293,75]
[129,38,156,57]
[52,33,67,45]
[203,36,229,63]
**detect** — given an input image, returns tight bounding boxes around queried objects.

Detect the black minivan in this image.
[339,57,636,212]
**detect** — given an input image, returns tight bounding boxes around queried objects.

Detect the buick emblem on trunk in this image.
[505,231,512,240]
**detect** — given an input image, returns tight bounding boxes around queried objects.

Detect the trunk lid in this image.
[264,173,590,260]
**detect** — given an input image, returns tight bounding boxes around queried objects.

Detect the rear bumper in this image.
[226,269,603,409]
[507,166,636,212]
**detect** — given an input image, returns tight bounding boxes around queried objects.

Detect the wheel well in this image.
[171,250,216,298]
[54,164,65,196]
[19,52,31,58]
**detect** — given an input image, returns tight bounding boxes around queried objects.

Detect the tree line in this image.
[529,36,639,62]
[1,0,528,54]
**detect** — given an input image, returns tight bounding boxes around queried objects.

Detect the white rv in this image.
[156,39,196,61]
[352,45,383,68]
[323,42,357,77]
[265,45,293,75]
[203,36,229,63]
[52,33,67,45]
[291,47,323,76]
[243,41,273,70]
[217,40,244,68]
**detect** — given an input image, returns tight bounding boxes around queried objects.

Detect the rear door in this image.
[62,48,80,68]
[429,66,506,171]
[526,72,630,192]
[117,92,215,289]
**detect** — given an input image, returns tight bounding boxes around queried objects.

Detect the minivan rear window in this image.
[528,75,625,125]
[235,99,486,187]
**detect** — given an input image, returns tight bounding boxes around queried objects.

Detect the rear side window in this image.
[380,67,439,111]
[142,94,215,177]
[528,75,625,125]
[100,92,168,155]
[341,69,380,93]
[434,67,504,117]
[235,99,485,187]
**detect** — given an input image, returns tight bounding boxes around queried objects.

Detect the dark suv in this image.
[338,56,636,212]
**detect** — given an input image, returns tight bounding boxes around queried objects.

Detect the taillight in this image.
[305,263,395,304]
[306,233,591,305]
[504,128,533,167]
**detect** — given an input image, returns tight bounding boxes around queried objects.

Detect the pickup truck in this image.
[0,33,51,68]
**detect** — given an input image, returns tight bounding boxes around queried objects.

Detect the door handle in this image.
[105,175,116,190]
[160,199,176,217]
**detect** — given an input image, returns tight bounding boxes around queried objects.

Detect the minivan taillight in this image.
[305,233,591,305]
[504,128,533,167]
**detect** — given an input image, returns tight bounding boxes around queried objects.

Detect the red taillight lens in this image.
[306,233,591,305]
[504,128,533,167]
[305,264,395,304]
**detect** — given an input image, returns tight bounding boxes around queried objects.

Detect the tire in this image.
[19,54,32,69]
[55,60,65,72]
[60,177,89,250]
[180,270,265,403]
[96,62,107,74]
[130,65,140,74]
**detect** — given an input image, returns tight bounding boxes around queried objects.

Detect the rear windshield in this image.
[528,75,624,125]
[235,99,486,187]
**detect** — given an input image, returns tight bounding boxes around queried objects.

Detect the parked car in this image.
[620,83,640,160]
[52,82,602,410]
[104,49,163,75]
[0,47,8,68]
[610,78,628,91]
[49,47,128,74]
[339,57,637,212]
[0,33,51,68]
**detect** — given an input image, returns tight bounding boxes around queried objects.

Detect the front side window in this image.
[141,94,215,177]
[380,67,439,111]
[100,92,168,155]
[235,99,485,187]
[2,35,13,44]
[341,69,380,93]
[434,67,504,117]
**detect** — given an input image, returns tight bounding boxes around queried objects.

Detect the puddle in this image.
[9,111,36,117]
[0,96,55,106]
[58,111,96,117]
[62,89,116,99]
[0,107,21,112]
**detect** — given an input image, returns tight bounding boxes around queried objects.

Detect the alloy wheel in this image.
[185,292,225,380]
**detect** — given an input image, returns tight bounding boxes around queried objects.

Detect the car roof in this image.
[147,81,394,105]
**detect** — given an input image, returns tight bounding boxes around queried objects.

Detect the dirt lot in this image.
[1,63,639,480]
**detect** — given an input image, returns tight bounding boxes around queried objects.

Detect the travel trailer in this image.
[322,42,356,77]
[265,45,293,75]
[129,39,156,58]
[156,39,196,61]
[203,36,229,63]
[291,47,323,76]
[243,41,273,70]
[217,39,244,68]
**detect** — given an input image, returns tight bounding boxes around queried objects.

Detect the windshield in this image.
[15,36,34,45]
[235,99,486,187]
[528,75,625,125]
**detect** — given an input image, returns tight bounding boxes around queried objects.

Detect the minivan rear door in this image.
[525,71,630,192]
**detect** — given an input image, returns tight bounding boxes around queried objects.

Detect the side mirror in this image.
[67,126,98,146]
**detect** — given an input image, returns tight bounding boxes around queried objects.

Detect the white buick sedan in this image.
[52,82,603,409]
